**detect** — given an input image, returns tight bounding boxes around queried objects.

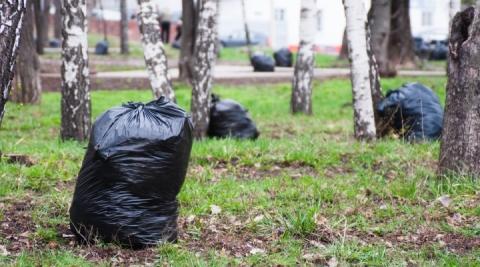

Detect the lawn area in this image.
[1,77,479,266]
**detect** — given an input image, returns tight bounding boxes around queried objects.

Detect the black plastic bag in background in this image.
[208,95,260,140]
[377,83,443,142]
[273,48,293,67]
[250,54,275,72]
[69,97,193,248]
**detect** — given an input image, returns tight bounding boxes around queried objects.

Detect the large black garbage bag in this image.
[208,95,260,139]
[69,97,193,248]
[251,54,275,72]
[273,48,293,67]
[95,40,109,55]
[377,83,443,141]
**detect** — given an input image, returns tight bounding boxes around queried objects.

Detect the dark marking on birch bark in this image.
[0,0,27,127]
[60,0,91,141]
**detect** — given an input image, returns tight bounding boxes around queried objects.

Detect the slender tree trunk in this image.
[291,0,316,115]
[120,0,129,54]
[241,0,252,59]
[179,0,196,82]
[53,0,62,39]
[137,0,175,100]
[0,0,27,127]
[190,0,219,139]
[343,0,377,141]
[12,1,42,104]
[368,0,396,77]
[42,0,51,46]
[61,0,91,141]
[34,0,46,54]
[439,7,480,176]
[388,0,416,67]
[338,28,349,60]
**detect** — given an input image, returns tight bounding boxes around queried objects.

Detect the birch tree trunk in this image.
[60,0,91,141]
[137,0,175,100]
[120,0,129,54]
[343,0,377,140]
[291,0,316,115]
[190,0,219,139]
[179,0,196,82]
[439,7,480,176]
[0,0,27,127]
[368,0,396,77]
[12,1,42,104]
[53,0,62,39]
[241,0,252,59]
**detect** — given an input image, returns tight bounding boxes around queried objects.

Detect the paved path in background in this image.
[40,65,446,91]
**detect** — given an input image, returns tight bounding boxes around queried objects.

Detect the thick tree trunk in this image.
[53,0,62,39]
[120,0,129,54]
[190,0,219,139]
[34,0,48,54]
[12,1,42,104]
[343,0,377,141]
[368,0,396,77]
[137,0,175,100]
[0,0,27,127]
[241,0,252,59]
[338,28,349,60]
[439,7,480,176]
[61,0,91,141]
[388,0,416,67]
[179,0,196,82]
[291,0,316,115]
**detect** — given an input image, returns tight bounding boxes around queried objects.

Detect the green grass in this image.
[1,76,479,266]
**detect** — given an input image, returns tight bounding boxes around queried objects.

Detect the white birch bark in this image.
[343,0,377,140]
[291,0,316,115]
[0,0,27,127]
[61,0,91,141]
[137,0,175,101]
[190,0,219,139]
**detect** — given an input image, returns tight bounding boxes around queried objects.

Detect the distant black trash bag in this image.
[208,95,260,140]
[69,97,193,248]
[273,48,293,67]
[49,39,61,48]
[377,83,443,142]
[250,54,275,72]
[95,40,109,55]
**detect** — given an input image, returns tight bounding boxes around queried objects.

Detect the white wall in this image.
[410,0,450,41]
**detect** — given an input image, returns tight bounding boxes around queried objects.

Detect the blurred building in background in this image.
[89,0,453,55]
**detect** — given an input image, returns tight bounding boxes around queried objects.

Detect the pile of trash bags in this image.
[251,53,275,72]
[273,48,293,67]
[208,94,260,140]
[69,97,193,248]
[377,82,443,142]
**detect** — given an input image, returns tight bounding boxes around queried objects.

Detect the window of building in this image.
[317,10,322,31]
[422,11,432,26]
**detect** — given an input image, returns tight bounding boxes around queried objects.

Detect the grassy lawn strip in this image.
[1,77,479,265]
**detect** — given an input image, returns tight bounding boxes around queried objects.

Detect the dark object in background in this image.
[219,31,268,47]
[208,95,259,140]
[95,40,109,55]
[429,40,448,60]
[69,97,193,249]
[377,83,443,142]
[273,48,293,67]
[413,37,430,59]
[250,54,275,72]
[49,39,61,48]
